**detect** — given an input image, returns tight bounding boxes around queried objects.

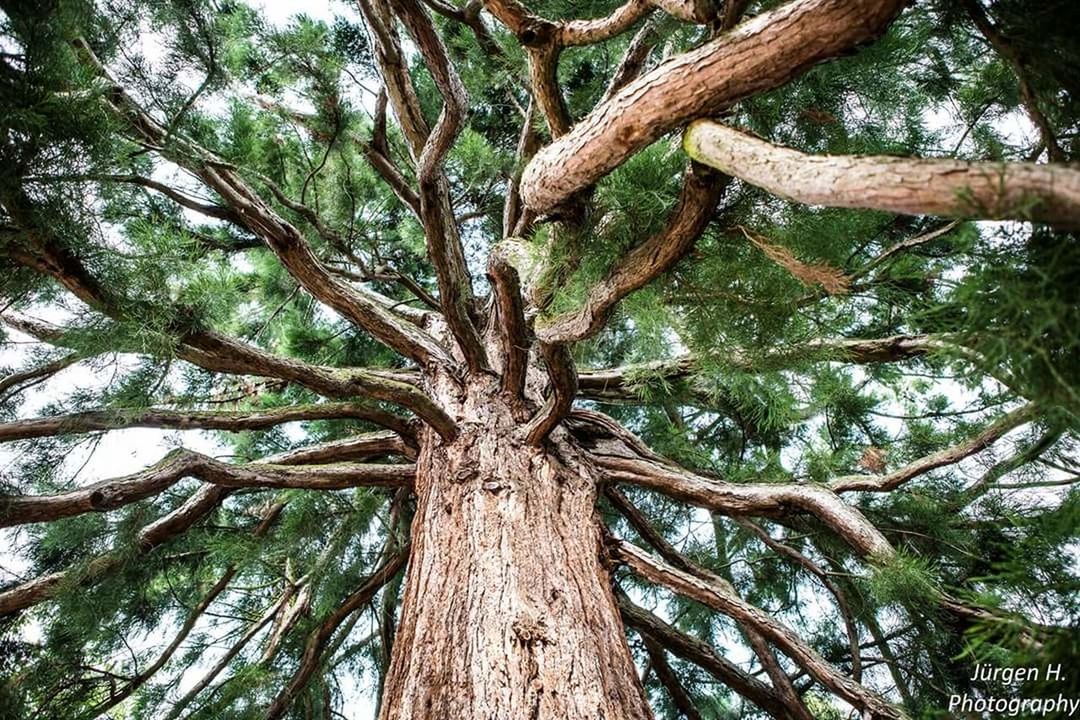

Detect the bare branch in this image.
[582,421,894,559]
[577,333,951,400]
[264,546,409,719]
[487,244,530,400]
[830,404,1037,493]
[357,0,489,373]
[0,403,412,443]
[521,0,907,213]
[536,164,726,344]
[684,121,1080,228]
[613,539,906,720]
[0,449,414,528]
[524,342,577,445]
[618,595,802,720]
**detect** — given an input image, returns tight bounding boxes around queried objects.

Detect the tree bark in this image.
[684,121,1080,227]
[378,376,652,719]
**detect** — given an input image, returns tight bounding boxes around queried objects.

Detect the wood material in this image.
[685,121,1080,227]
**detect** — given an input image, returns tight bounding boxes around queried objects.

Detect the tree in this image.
[1,0,1078,718]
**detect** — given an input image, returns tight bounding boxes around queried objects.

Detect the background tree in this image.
[1,0,1078,718]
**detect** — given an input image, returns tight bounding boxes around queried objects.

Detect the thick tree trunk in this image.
[378,376,652,719]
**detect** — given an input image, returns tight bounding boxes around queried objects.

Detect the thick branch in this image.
[613,540,906,719]
[358,0,488,372]
[536,164,725,344]
[521,0,907,213]
[584,426,893,559]
[0,448,413,528]
[524,342,577,445]
[487,245,530,400]
[0,403,410,443]
[830,404,1036,493]
[684,121,1080,228]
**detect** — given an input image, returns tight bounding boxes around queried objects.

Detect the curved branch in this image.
[521,0,908,213]
[684,121,1080,228]
[830,403,1036,493]
[0,449,414,528]
[585,427,893,559]
[0,403,411,443]
[359,0,488,372]
[0,483,229,616]
[536,164,726,344]
[613,540,906,720]
[487,244,530,400]
[524,342,577,445]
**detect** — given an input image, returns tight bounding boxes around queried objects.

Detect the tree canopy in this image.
[1,0,1078,718]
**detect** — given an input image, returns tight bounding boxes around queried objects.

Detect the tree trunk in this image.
[378,375,653,719]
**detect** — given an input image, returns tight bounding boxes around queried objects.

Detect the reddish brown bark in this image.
[378,376,652,720]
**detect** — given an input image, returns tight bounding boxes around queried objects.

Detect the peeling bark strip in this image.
[0,449,413,527]
[521,0,908,213]
[684,121,1080,227]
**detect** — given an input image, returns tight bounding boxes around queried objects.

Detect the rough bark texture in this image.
[379,375,652,720]
[684,120,1080,227]
[521,0,909,213]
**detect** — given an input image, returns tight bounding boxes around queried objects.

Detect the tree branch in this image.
[357,0,488,373]
[0,483,229,616]
[524,342,577,445]
[960,0,1064,161]
[521,0,908,213]
[487,244,530,400]
[536,164,726,344]
[612,539,906,720]
[0,448,413,528]
[684,121,1080,228]
[264,546,409,719]
[72,39,453,368]
[830,403,1036,493]
[0,403,413,443]
[618,594,803,720]
[579,418,894,559]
